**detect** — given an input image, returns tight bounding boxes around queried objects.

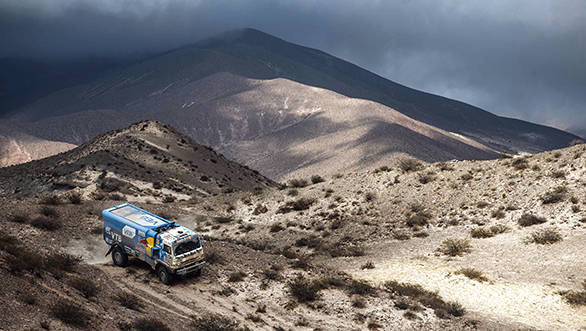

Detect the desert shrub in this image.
[51,300,92,328]
[361,261,375,270]
[99,177,126,192]
[327,244,365,257]
[288,179,309,188]
[191,313,241,331]
[40,206,59,217]
[550,170,566,179]
[489,224,510,234]
[511,158,529,170]
[438,239,471,256]
[541,186,568,204]
[460,173,474,181]
[41,195,62,205]
[417,173,435,184]
[9,214,29,223]
[269,223,284,232]
[455,268,487,282]
[18,293,37,305]
[558,282,586,306]
[6,249,45,274]
[352,298,366,308]
[364,192,377,202]
[253,204,268,215]
[277,197,316,213]
[527,227,562,244]
[399,158,423,172]
[68,277,98,298]
[413,231,429,238]
[491,209,506,219]
[405,210,432,227]
[30,216,61,231]
[162,195,175,203]
[437,162,454,171]
[115,292,143,311]
[132,317,171,331]
[393,231,411,241]
[262,266,281,280]
[384,280,465,317]
[46,252,82,272]
[518,214,547,227]
[476,201,490,209]
[228,271,246,282]
[288,275,321,302]
[67,192,82,204]
[346,280,375,296]
[109,193,124,201]
[311,175,325,184]
[580,217,586,223]
[287,189,299,196]
[470,227,494,239]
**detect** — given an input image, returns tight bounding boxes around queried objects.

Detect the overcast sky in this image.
[1,0,585,136]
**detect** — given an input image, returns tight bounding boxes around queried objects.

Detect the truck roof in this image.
[104,203,172,230]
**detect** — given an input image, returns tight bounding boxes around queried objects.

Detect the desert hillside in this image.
[2,29,581,177]
[0,122,583,330]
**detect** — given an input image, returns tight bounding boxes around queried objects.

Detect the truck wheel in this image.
[157,265,173,285]
[112,246,128,267]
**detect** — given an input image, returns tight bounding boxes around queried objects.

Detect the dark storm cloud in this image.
[1,0,585,136]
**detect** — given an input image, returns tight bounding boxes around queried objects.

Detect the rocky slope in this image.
[3,29,581,178]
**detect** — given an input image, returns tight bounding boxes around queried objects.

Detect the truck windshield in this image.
[174,239,201,256]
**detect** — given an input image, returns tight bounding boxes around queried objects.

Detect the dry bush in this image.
[393,231,411,241]
[489,224,510,234]
[9,214,29,223]
[288,275,321,302]
[41,195,62,205]
[437,162,454,171]
[511,158,529,170]
[438,239,471,256]
[470,227,494,238]
[541,186,568,204]
[527,227,562,244]
[51,300,92,328]
[115,291,144,311]
[277,197,316,213]
[558,281,586,306]
[384,280,465,317]
[364,191,377,202]
[253,204,268,215]
[460,173,474,181]
[491,209,506,219]
[191,313,242,331]
[40,206,59,217]
[68,277,98,298]
[417,173,435,184]
[132,317,171,331]
[269,223,284,232]
[46,252,82,273]
[311,175,325,184]
[288,179,309,188]
[550,170,566,179]
[399,158,423,172]
[287,189,299,196]
[352,298,366,308]
[30,216,61,231]
[262,265,282,280]
[518,214,547,227]
[346,280,376,296]
[67,192,82,204]
[228,271,247,282]
[361,261,375,270]
[405,209,432,227]
[455,268,487,282]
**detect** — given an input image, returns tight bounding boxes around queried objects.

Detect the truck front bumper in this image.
[174,260,206,276]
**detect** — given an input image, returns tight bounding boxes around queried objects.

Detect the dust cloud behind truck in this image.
[102,203,205,284]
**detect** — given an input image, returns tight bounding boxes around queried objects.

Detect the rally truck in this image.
[102,203,205,284]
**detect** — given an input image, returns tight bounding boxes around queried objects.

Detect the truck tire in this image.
[112,246,128,267]
[157,265,173,285]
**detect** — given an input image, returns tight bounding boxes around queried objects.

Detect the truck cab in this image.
[102,203,205,284]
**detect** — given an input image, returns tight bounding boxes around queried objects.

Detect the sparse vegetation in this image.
[190,313,243,331]
[527,227,562,244]
[455,268,487,282]
[30,216,61,231]
[51,300,92,328]
[384,280,465,317]
[228,271,247,282]
[277,197,316,213]
[311,175,325,184]
[398,158,423,172]
[541,186,568,204]
[115,291,144,311]
[518,213,547,227]
[67,192,82,204]
[438,238,471,256]
[288,275,321,302]
[41,195,62,205]
[361,261,375,270]
[558,280,586,306]
[470,227,494,238]
[511,158,529,170]
[288,178,309,188]
[68,277,98,298]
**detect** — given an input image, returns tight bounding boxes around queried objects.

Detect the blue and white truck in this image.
[102,203,205,284]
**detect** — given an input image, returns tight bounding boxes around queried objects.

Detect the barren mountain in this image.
[1,122,583,330]
[0,120,274,199]
[2,29,581,178]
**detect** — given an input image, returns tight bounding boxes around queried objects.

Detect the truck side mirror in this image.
[151,247,160,258]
